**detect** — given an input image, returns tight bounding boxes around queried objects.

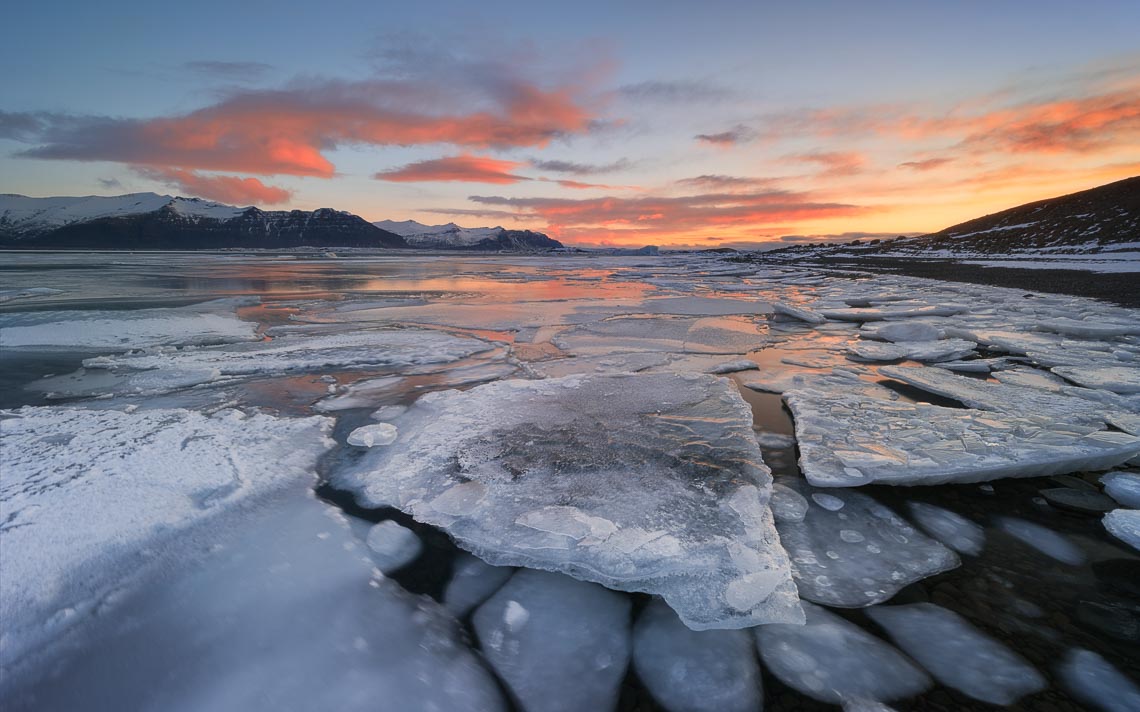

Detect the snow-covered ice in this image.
[473,569,631,712]
[754,601,931,705]
[347,423,399,447]
[632,598,762,712]
[365,520,423,572]
[866,603,1045,705]
[0,406,334,670]
[774,479,959,607]
[332,373,804,630]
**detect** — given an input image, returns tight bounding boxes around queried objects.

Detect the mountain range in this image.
[0,194,562,251]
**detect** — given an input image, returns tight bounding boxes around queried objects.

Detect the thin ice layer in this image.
[785,388,1140,487]
[0,406,334,670]
[0,299,259,351]
[773,479,959,607]
[332,373,804,630]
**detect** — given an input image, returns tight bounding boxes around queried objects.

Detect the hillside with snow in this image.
[766,176,1140,271]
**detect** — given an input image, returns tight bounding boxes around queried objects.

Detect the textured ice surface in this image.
[1053,366,1140,394]
[997,517,1087,565]
[347,423,399,447]
[773,302,826,324]
[860,321,943,343]
[755,601,931,705]
[786,388,1140,487]
[553,315,771,356]
[1103,509,1140,552]
[848,338,976,363]
[0,287,65,303]
[332,373,804,630]
[443,553,514,617]
[632,598,762,712]
[1058,648,1140,712]
[866,603,1045,705]
[820,305,967,321]
[473,569,631,712]
[1036,317,1140,339]
[0,299,259,351]
[906,502,985,556]
[365,520,422,572]
[73,329,492,397]
[0,406,334,670]
[1103,472,1140,507]
[317,361,518,411]
[1,492,504,712]
[709,359,759,374]
[770,483,809,523]
[774,479,958,607]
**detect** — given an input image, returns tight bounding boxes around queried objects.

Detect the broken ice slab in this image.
[552,315,772,356]
[785,387,1140,487]
[0,406,334,671]
[1034,317,1140,340]
[443,553,515,617]
[0,298,260,351]
[331,372,804,630]
[1104,509,1140,553]
[1057,648,1140,712]
[1,486,504,712]
[819,304,968,322]
[1102,472,1140,508]
[473,569,631,712]
[772,301,827,324]
[859,321,943,342]
[43,329,496,399]
[878,364,1126,429]
[866,603,1045,705]
[754,601,932,705]
[996,517,1086,565]
[1052,365,1140,394]
[773,478,959,608]
[632,598,763,712]
[847,339,977,363]
[905,502,985,556]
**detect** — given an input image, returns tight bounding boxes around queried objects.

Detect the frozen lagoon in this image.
[1,251,1139,711]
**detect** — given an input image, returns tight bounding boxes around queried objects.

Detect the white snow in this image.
[866,603,1045,705]
[373,219,503,247]
[632,598,762,712]
[473,569,631,712]
[332,373,804,630]
[754,601,931,705]
[0,406,334,670]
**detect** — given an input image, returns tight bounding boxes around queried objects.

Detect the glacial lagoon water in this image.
[1,251,1138,711]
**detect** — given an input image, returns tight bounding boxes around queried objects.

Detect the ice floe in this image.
[347,423,399,447]
[905,502,985,556]
[785,387,1140,486]
[443,553,514,617]
[773,302,826,324]
[332,372,804,630]
[365,520,423,572]
[1103,509,1140,552]
[0,406,334,670]
[866,603,1045,705]
[1102,471,1140,507]
[1053,365,1140,394]
[847,338,976,363]
[632,598,762,712]
[473,569,631,712]
[996,517,1086,565]
[773,479,959,607]
[1057,648,1140,712]
[754,601,931,705]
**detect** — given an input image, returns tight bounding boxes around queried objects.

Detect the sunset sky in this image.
[3,0,1139,248]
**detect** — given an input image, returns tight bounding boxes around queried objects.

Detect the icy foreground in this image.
[2,492,505,712]
[786,388,1140,487]
[0,406,334,671]
[333,373,804,629]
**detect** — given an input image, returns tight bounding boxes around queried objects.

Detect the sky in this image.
[2,0,1139,249]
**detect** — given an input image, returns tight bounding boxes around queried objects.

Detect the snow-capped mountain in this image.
[0,193,406,249]
[766,176,1140,262]
[373,219,563,251]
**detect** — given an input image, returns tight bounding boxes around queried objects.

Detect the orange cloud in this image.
[788,151,866,177]
[375,154,529,183]
[135,166,292,204]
